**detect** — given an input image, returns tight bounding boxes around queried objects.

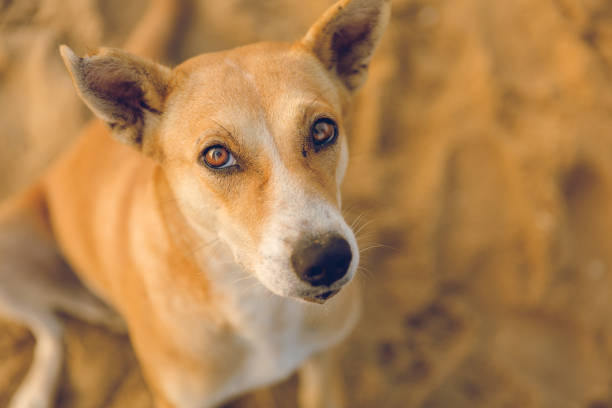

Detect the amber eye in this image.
[311,118,338,147]
[201,145,236,169]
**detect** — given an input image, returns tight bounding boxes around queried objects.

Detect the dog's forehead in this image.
[175,42,338,97]
[167,43,342,147]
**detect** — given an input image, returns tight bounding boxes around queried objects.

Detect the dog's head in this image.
[61,0,390,303]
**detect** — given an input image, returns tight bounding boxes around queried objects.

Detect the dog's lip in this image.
[317,289,340,300]
[301,289,341,304]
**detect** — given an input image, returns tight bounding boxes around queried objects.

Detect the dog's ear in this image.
[301,0,391,91]
[60,45,171,149]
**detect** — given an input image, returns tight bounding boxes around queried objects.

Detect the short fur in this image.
[0,0,390,407]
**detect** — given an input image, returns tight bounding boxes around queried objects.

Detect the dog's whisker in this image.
[229,275,256,285]
[191,239,220,254]
[239,279,265,296]
[349,212,366,230]
[357,266,374,282]
[359,244,393,254]
[174,238,222,267]
[355,234,377,247]
[360,242,398,252]
[341,204,358,218]
[353,217,378,237]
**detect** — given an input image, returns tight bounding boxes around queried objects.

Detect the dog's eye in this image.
[200,145,236,169]
[311,118,337,148]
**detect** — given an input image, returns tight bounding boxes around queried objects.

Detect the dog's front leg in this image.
[298,346,346,408]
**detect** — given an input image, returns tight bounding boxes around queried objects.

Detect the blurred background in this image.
[2,0,612,407]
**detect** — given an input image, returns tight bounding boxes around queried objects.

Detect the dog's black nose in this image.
[291,234,352,287]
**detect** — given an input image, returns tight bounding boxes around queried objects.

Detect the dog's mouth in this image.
[302,289,341,304]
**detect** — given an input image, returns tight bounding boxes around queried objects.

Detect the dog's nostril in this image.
[291,234,352,287]
[304,266,325,281]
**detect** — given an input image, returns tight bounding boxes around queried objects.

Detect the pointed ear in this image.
[59,45,171,148]
[301,0,391,91]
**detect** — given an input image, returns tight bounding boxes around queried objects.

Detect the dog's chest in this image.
[224,286,349,379]
[159,282,358,408]
[231,291,333,371]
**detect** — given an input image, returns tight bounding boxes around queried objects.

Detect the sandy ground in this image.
[2,0,612,407]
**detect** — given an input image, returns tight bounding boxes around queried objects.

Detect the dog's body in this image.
[0,1,390,407]
[41,118,360,406]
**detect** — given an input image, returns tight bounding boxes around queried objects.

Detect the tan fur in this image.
[0,1,390,407]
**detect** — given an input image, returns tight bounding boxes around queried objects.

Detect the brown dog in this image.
[0,0,391,406]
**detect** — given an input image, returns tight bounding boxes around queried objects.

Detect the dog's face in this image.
[61,0,390,303]
[160,44,355,302]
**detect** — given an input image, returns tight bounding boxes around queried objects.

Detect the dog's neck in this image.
[150,167,286,323]
[149,166,355,342]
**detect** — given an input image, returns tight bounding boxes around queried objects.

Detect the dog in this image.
[0,0,391,406]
